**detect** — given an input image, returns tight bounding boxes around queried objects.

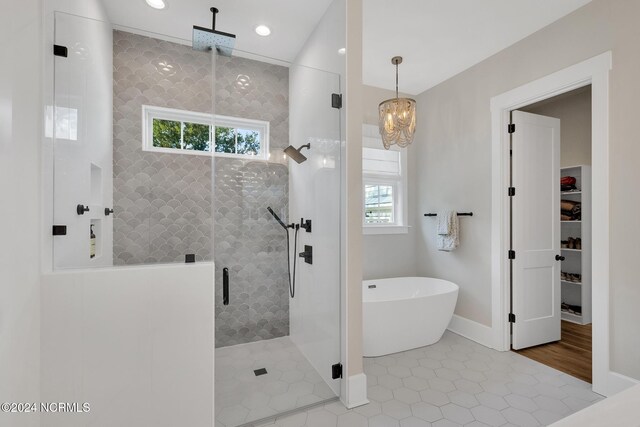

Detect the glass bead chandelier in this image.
[378,56,416,149]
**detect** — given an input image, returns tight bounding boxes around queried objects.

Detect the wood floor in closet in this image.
[514,320,592,383]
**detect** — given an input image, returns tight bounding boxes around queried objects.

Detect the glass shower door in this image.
[212,49,342,426]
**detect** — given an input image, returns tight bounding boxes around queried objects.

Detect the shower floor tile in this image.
[215,336,336,427]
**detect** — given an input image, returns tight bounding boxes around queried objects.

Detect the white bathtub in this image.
[363,277,459,357]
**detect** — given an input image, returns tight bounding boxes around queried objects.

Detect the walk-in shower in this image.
[45,6,343,427]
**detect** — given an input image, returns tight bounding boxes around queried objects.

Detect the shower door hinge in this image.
[508,313,516,323]
[508,187,516,197]
[331,93,343,109]
[508,123,516,134]
[331,363,343,379]
[52,225,67,236]
[53,45,68,57]
[508,250,516,260]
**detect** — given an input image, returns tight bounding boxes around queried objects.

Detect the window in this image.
[362,124,408,234]
[142,105,269,159]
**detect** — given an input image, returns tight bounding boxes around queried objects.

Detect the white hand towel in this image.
[437,211,459,252]
[437,210,453,235]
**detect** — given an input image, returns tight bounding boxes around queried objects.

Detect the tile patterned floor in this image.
[215,337,337,427]
[254,331,604,427]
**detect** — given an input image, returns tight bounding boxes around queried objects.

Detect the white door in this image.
[512,110,561,350]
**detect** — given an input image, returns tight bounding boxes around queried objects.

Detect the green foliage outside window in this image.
[152,119,181,149]
[214,127,235,153]
[152,117,262,156]
[183,122,210,151]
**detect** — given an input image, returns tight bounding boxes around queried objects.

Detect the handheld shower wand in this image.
[267,206,299,298]
[267,207,290,230]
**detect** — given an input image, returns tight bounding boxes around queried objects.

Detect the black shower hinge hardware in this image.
[331,93,343,109]
[185,254,196,263]
[508,250,516,260]
[508,123,516,133]
[76,204,90,215]
[53,44,68,57]
[52,225,67,236]
[331,363,343,379]
[508,187,516,197]
[508,313,516,323]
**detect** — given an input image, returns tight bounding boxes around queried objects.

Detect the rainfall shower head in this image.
[284,143,311,164]
[192,7,236,56]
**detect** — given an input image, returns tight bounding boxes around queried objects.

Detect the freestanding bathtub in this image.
[363,277,459,357]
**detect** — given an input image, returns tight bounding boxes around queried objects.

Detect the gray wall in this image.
[213,55,291,347]
[413,0,640,379]
[361,85,417,280]
[113,31,214,265]
[521,86,592,167]
[112,31,291,347]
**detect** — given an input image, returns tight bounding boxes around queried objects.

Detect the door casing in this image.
[490,52,612,396]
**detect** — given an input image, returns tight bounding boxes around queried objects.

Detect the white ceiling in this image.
[103,0,592,94]
[103,0,334,62]
[363,0,592,95]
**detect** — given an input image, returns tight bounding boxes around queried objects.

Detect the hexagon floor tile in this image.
[215,337,337,426]
[246,332,604,427]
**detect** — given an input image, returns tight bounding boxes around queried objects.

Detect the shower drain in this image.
[253,368,268,376]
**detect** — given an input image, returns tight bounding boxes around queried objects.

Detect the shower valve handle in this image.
[299,245,313,265]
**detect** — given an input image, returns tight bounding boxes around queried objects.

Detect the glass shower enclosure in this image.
[49,10,343,427]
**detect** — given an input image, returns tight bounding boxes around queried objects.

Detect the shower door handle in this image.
[222,267,229,305]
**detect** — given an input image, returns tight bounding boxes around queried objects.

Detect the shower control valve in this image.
[300,218,312,233]
[299,245,313,265]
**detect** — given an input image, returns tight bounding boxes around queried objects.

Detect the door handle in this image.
[222,267,229,306]
[555,255,565,261]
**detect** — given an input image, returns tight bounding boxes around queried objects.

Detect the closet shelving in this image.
[560,165,591,324]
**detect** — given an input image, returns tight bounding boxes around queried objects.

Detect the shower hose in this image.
[285,224,300,298]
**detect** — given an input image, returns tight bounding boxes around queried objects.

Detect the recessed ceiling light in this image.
[338,47,346,55]
[255,25,271,37]
[145,0,166,10]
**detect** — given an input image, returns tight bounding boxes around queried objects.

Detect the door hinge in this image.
[331,93,342,109]
[53,45,68,57]
[508,250,516,260]
[508,313,516,323]
[331,363,343,379]
[52,225,67,236]
[508,123,516,134]
[508,187,516,197]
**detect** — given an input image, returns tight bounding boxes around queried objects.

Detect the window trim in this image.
[141,105,270,160]
[362,124,409,235]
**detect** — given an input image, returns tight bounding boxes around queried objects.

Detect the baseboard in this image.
[447,314,494,349]
[341,373,369,409]
[606,371,640,396]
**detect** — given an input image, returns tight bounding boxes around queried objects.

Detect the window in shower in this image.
[142,105,269,159]
[362,143,408,233]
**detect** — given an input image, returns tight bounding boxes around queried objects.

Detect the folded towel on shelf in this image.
[437,210,454,235]
[561,176,577,186]
[437,211,459,252]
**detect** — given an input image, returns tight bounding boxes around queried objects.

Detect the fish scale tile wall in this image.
[112,31,290,347]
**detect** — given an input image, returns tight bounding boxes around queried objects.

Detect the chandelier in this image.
[378,56,416,149]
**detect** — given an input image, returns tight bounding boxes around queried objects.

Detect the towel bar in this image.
[424,212,473,217]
